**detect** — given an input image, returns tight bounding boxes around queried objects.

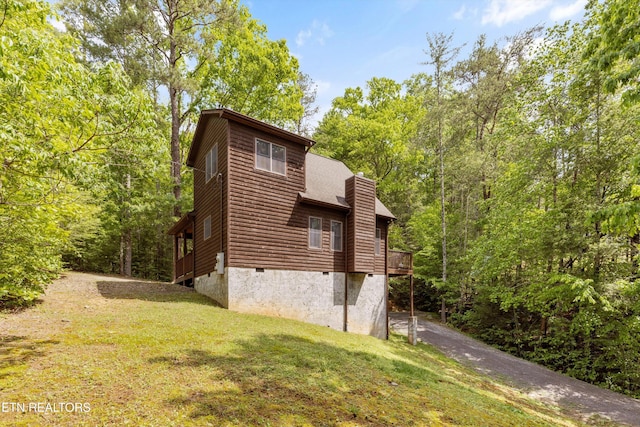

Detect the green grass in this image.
[0,274,590,426]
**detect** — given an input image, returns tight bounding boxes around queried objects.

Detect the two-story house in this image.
[168,108,396,338]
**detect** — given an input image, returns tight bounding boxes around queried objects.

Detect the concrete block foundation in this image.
[193,267,387,339]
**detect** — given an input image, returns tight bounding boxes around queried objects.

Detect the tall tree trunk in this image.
[168,14,182,218]
[425,33,459,324]
[439,126,447,323]
[170,83,181,217]
[120,173,132,276]
[124,230,132,277]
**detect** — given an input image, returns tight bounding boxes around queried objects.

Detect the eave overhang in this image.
[187,108,315,168]
[167,211,196,235]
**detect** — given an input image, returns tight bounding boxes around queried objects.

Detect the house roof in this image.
[167,211,195,235]
[186,108,315,167]
[300,153,396,220]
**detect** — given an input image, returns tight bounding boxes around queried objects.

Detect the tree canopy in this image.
[314,0,640,397]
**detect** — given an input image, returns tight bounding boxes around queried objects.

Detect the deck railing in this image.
[176,251,194,279]
[388,250,413,276]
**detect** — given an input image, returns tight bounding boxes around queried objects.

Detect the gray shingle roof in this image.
[299,153,395,219]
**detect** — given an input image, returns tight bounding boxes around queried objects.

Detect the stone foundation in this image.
[193,268,387,339]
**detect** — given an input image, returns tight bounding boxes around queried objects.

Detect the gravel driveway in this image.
[390,312,640,426]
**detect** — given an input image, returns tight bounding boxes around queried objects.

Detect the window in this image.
[205,144,218,183]
[331,221,343,252]
[204,216,212,240]
[309,217,322,249]
[375,228,381,255]
[256,139,286,175]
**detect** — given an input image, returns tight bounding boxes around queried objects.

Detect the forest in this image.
[1,0,639,397]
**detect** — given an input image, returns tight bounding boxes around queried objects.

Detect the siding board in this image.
[190,117,386,276]
[226,121,346,272]
[346,176,376,273]
[193,117,228,278]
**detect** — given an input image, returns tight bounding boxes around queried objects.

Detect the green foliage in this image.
[196,6,303,128]
[59,0,305,225]
[453,20,640,397]
[0,0,176,304]
[315,5,640,397]
[314,76,427,230]
[0,0,93,305]
[584,0,640,103]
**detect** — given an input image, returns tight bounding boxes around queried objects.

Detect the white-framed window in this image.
[331,220,343,252]
[375,228,381,255]
[256,138,286,175]
[309,216,322,249]
[205,144,218,183]
[204,216,212,240]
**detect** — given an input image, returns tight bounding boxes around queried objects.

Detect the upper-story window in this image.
[205,144,218,183]
[309,217,322,249]
[256,139,286,175]
[331,220,343,252]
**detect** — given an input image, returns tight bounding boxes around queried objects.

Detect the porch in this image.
[168,212,195,286]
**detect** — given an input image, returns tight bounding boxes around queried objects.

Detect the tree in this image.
[584,0,640,247]
[193,7,303,127]
[462,20,640,394]
[295,72,319,137]
[422,33,461,322]
[59,0,304,217]
[454,28,541,201]
[0,0,158,302]
[313,76,425,223]
[60,0,227,215]
[67,113,174,279]
[584,0,640,103]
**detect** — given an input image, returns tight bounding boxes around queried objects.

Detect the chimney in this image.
[345,174,376,273]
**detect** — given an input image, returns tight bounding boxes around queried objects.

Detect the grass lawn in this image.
[0,272,591,426]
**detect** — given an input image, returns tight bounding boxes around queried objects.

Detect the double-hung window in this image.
[205,144,218,183]
[309,217,322,249]
[331,221,343,252]
[256,139,286,175]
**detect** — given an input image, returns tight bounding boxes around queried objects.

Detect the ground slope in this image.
[0,272,593,426]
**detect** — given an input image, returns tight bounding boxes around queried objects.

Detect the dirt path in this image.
[0,271,194,339]
[390,312,640,426]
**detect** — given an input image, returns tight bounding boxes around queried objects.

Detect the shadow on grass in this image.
[148,333,450,426]
[0,335,59,379]
[0,298,44,313]
[96,281,221,306]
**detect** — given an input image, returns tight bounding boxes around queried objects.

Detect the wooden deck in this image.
[168,212,195,285]
[174,251,194,284]
[388,250,413,276]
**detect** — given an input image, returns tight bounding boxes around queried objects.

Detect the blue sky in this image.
[243,0,588,124]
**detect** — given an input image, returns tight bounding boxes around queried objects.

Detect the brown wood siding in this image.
[374,218,388,275]
[346,176,376,273]
[193,117,228,278]
[226,121,346,272]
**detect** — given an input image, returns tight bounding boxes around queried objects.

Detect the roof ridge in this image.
[307,152,351,166]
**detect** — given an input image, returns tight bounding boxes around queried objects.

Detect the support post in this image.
[172,234,178,282]
[410,275,414,317]
[408,315,418,345]
[408,275,417,345]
